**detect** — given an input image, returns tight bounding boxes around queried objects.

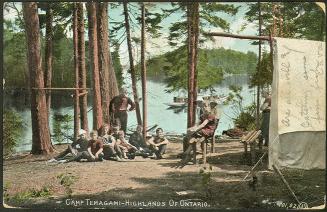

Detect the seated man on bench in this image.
[181,101,219,164]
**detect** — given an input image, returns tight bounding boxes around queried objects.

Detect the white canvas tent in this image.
[269,37,326,170]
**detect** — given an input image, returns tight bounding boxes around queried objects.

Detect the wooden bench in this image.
[240,130,261,165]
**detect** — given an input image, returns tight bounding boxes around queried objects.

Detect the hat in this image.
[112,125,120,130]
[79,129,86,135]
[209,101,218,107]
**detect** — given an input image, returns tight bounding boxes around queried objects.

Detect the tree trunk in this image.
[97,2,118,124]
[187,3,198,129]
[77,3,89,132]
[256,2,262,130]
[272,4,276,36]
[141,3,147,139]
[23,2,53,154]
[23,64,30,105]
[108,51,119,99]
[73,3,80,141]
[44,3,53,118]
[87,2,103,131]
[192,3,199,124]
[105,3,119,105]
[123,2,142,125]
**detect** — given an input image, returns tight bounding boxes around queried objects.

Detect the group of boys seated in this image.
[48,124,169,163]
[48,98,219,165]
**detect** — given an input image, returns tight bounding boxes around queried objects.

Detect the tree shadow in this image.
[207,149,269,169]
[7,170,266,210]
[6,161,325,210]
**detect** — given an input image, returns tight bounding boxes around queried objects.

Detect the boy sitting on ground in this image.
[111,124,138,160]
[147,128,169,160]
[128,125,152,158]
[98,123,121,161]
[63,130,104,163]
[48,129,88,163]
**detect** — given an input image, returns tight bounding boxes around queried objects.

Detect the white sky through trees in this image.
[3,2,259,70]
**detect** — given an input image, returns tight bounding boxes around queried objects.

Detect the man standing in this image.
[260,91,271,146]
[109,88,135,133]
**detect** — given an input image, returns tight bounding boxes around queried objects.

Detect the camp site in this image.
[3,1,326,210]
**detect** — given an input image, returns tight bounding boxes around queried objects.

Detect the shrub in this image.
[3,109,26,156]
[224,85,257,131]
[53,113,73,144]
[10,186,52,203]
[57,173,77,197]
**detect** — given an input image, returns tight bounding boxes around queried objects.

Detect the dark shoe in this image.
[181,154,191,164]
[141,152,149,158]
[127,153,135,160]
[156,154,163,160]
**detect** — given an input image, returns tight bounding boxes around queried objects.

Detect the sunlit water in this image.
[4,74,256,153]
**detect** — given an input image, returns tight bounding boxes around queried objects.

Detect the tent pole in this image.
[272,165,301,204]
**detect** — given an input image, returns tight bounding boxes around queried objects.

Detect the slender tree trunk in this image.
[141,3,147,139]
[192,3,199,124]
[87,2,103,131]
[77,3,89,132]
[278,4,283,37]
[44,3,53,118]
[23,64,30,105]
[97,2,118,124]
[123,2,142,125]
[23,2,53,154]
[108,51,119,99]
[73,3,80,141]
[272,4,276,36]
[187,3,198,129]
[256,2,262,130]
[104,3,119,103]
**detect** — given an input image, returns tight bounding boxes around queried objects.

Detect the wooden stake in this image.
[78,91,88,97]
[272,164,301,204]
[242,152,267,181]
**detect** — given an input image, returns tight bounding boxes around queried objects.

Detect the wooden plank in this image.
[32,87,91,90]
[241,130,255,142]
[204,32,271,41]
[78,91,88,97]
[203,141,207,165]
[246,130,261,144]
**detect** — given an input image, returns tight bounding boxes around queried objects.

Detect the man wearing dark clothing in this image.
[129,125,147,149]
[48,129,88,163]
[129,125,152,157]
[260,91,271,146]
[109,88,135,133]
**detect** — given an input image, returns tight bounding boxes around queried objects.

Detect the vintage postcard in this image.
[2,1,326,210]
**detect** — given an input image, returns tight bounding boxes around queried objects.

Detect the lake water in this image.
[4,74,256,152]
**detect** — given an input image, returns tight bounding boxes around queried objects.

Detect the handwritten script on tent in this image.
[275,38,325,134]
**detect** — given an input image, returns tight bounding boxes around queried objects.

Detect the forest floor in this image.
[3,138,325,210]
